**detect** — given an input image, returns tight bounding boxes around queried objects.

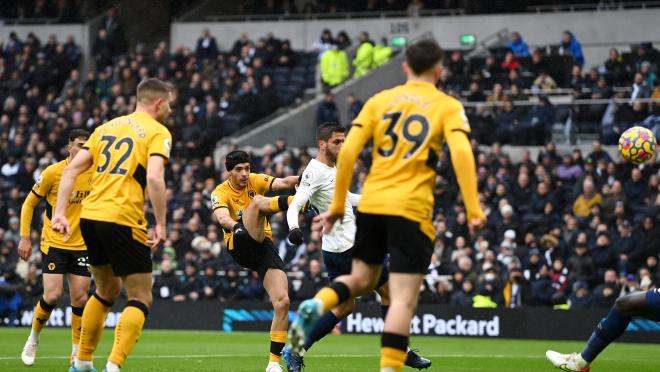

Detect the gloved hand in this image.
[288,227,304,245]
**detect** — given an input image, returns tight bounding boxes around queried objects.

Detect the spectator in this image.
[196,29,218,60]
[312,29,334,54]
[346,93,363,122]
[353,31,374,78]
[173,263,203,302]
[591,232,617,280]
[530,264,556,306]
[533,71,558,91]
[320,44,349,88]
[450,279,475,307]
[486,83,509,111]
[604,48,628,86]
[153,258,178,300]
[316,92,339,126]
[568,280,594,309]
[500,51,520,73]
[335,31,351,50]
[573,178,602,218]
[630,72,652,103]
[92,29,113,71]
[506,31,530,58]
[518,96,554,145]
[592,269,621,308]
[275,40,296,67]
[372,37,392,68]
[567,243,596,285]
[295,259,328,299]
[200,265,223,300]
[502,268,531,308]
[559,31,585,67]
[640,61,657,88]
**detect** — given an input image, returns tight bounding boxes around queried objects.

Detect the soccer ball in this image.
[618,126,656,164]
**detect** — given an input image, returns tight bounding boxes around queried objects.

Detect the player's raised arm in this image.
[443,105,485,227]
[271,175,300,190]
[286,175,314,245]
[52,149,93,238]
[146,155,167,250]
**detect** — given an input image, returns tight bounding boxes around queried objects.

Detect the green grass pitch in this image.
[0,328,658,371]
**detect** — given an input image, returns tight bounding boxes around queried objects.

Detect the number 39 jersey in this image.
[348,80,470,240]
[81,112,172,232]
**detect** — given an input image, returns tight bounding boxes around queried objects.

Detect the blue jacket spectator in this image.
[506,32,530,58]
[560,31,585,67]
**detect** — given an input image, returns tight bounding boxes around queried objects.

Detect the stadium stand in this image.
[1,2,660,323]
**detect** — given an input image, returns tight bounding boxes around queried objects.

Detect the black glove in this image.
[288,228,304,245]
[233,222,247,238]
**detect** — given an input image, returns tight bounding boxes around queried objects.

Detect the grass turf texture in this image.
[0,328,658,371]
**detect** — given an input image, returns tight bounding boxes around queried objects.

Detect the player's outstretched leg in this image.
[289,260,381,354]
[376,285,431,370]
[22,274,63,366]
[546,290,660,371]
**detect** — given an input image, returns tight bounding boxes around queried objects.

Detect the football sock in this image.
[71,305,84,354]
[30,297,57,341]
[269,330,287,362]
[581,308,630,363]
[314,282,351,313]
[269,195,294,213]
[381,332,408,372]
[78,293,113,361]
[108,301,148,367]
[305,311,340,351]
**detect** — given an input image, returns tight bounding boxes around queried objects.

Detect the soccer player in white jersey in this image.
[282,122,431,371]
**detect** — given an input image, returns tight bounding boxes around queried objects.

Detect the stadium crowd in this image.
[1,24,660,322]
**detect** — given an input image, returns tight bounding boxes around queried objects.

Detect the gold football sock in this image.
[380,332,408,372]
[71,306,84,351]
[314,281,351,312]
[77,294,112,361]
[269,195,294,213]
[108,301,148,367]
[269,330,287,362]
[31,297,56,334]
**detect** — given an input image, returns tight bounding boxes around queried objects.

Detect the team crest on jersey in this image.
[211,194,219,207]
[34,174,43,188]
[48,263,56,271]
[248,190,256,198]
[302,171,313,187]
[459,109,471,130]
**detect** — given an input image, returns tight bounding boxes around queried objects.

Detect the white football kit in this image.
[287,158,360,253]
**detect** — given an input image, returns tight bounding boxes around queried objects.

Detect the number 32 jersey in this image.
[347,80,470,240]
[81,112,172,232]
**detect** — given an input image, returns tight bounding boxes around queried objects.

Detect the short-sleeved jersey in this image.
[346,80,470,240]
[210,173,275,250]
[81,112,172,241]
[32,159,93,254]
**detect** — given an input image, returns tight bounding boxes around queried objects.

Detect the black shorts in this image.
[42,247,91,277]
[352,212,433,274]
[80,218,152,277]
[322,248,389,288]
[229,233,286,281]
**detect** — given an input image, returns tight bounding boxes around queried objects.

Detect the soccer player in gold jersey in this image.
[19,129,92,366]
[53,78,173,372]
[289,39,486,372]
[211,150,303,372]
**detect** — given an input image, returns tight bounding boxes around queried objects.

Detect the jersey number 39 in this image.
[377,112,430,159]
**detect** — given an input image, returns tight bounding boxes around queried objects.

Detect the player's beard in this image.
[327,149,339,164]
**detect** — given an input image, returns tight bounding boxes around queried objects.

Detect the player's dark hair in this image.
[137,78,173,104]
[405,39,444,75]
[68,129,90,142]
[225,150,251,171]
[316,122,346,142]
